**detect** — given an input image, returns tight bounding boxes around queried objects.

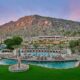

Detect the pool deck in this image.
[3,57,78,62]
[0,51,78,62]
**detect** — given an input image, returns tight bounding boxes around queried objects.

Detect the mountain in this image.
[0,15,80,39]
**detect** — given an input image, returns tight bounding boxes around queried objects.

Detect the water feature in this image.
[0,59,77,69]
[9,48,29,72]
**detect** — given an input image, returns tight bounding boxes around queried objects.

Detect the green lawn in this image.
[0,65,80,80]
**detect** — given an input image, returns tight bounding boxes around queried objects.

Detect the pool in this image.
[0,59,78,69]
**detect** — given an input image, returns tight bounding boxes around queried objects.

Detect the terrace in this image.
[0,48,77,62]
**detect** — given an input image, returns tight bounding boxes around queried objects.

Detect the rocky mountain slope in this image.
[0,15,80,39]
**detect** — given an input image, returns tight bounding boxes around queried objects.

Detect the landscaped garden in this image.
[0,65,80,80]
[0,36,80,80]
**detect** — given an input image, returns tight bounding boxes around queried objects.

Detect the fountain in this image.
[9,48,29,72]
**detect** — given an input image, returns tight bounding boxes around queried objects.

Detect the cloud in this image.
[69,0,80,21]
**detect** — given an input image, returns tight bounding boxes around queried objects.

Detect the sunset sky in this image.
[0,0,80,25]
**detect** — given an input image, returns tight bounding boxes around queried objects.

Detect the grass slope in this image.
[0,65,80,80]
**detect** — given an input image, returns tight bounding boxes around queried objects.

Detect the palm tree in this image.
[15,48,21,69]
[13,44,23,69]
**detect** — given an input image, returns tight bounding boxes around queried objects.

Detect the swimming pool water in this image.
[0,59,77,69]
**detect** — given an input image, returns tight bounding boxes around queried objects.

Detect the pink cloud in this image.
[69,0,80,21]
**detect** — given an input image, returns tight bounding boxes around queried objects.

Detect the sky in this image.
[0,0,80,25]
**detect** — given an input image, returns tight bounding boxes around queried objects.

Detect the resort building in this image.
[12,48,71,58]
